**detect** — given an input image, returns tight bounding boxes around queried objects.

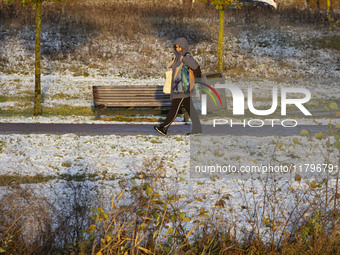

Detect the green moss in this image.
[58,173,99,182]
[0,105,94,116]
[0,141,6,153]
[99,115,160,122]
[61,161,73,168]
[316,35,340,50]
[43,106,94,116]
[0,95,34,103]
[0,174,55,186]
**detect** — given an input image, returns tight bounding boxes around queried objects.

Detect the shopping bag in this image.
[163,69,172,94]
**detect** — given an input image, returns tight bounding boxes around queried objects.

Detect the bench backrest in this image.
[93,85,171,108]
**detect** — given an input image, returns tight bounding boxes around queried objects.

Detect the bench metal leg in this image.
[184,112,190,122]
[95,109,101,120]
[181,107,190,122]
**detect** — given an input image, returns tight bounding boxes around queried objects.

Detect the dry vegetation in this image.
[1,154,340,254]
[0,0,339,77]
[0,1,340,254]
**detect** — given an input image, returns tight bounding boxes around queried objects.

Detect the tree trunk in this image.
[218,8,225,72]
[34,0,42,116]
[326,0,331,13]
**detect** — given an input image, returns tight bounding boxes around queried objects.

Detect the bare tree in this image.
[6,0,60,115]
[199,0,238,71]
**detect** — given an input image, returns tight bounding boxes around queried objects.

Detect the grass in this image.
[0,90,93,116]
[0,0,338,80]
[99,115,166,122]
[0,105,94,116]
[0,124,339,253]
[0,141,5,153]
[0,95,34,103]
[2,156,339,254]
[5,94,335,121]
[44,105,94,116]
[0,2,339,252]
[317,35,340,50]
[58,173,99,182]
[48,93,85,101]
[0,172,118,186]
[0,174,55,186]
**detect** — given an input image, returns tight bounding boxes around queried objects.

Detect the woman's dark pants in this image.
[160,97,202,133]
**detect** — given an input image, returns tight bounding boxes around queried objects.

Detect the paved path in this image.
[0,123,332,136]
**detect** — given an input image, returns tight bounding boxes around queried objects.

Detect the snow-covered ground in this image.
[0,3,339,245]
[1,133,338,177]
[1,8,339,121]
[0,73,339,123]
[0,132,339,242]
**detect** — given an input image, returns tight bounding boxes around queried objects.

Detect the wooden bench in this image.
[92,85,189,121]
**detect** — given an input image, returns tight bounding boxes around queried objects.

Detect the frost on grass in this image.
[0,134,189,178]
[1,13,339,121]
[0,132,339,251]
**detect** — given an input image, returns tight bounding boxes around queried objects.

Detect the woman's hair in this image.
[174,44,183,51]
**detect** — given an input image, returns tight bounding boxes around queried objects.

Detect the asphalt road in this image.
[0,123,332,136]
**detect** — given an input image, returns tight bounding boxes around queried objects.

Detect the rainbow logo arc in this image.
[197,82,223,106]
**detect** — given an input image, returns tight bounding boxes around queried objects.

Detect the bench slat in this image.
[94,94,170,98]
[93,87,164,91]
[101,101,172,104]
[93,87,164,89]
[94,99,171,103]
[93,85,163,86]
[94,92,169,95]
[99,103,172,107]
[94,96,170,99]
[94,101,170,103]
[93,95,170,99]
[94,89,166,92]
[93,85,172,111]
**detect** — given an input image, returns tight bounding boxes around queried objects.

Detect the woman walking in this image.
[154,37,202,135]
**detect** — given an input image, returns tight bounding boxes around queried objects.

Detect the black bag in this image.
[184,52,202,78]
[193,65,202,78]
